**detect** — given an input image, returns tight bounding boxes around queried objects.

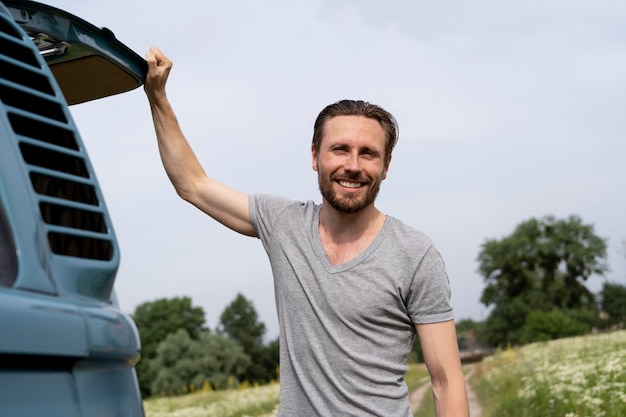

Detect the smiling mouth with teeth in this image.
[338,180,364,189]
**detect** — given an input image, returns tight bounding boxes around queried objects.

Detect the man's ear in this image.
[311,145,318,171]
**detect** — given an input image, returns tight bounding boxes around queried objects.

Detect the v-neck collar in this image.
[311,204,390,274]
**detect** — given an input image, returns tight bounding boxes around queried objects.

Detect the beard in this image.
[318,171,382,214]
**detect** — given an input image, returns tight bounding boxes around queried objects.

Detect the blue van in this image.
[0,1,145,415]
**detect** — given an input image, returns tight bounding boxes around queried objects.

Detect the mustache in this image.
[330,172,370,184]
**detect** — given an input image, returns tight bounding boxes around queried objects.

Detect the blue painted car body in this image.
[0,1,146,415]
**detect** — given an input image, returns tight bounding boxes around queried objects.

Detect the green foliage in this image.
[482,297,531,347]
[521,310,589,343]
[151,329,251,396]
[455,318,482,334]
[249,337,280,384]
[134,294,279,398]
[599,281,626,326]
[132,296,207,397]
[411,336,424,363]
[564,307,605,330]
[134,296,207,357]
[477,215,607,346]
[218,293,266,351]
[218,293,279,384]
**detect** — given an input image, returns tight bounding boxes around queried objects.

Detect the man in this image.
[144,46,469,417]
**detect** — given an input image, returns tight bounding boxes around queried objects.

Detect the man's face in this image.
[312,115,390,214]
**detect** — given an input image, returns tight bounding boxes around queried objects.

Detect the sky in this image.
[38,0,626,339]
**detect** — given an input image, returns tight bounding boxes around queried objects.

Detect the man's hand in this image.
[144,46,172,103]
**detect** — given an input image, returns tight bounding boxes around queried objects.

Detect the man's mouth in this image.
[337,180,364,189]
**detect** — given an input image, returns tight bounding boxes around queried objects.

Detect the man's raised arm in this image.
[144,47,256,237]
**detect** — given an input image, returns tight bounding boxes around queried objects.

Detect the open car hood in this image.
[1,0,147,105]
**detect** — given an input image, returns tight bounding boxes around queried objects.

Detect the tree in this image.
[598,241,626,328]
[477,215,607,346]
[132,296,207,397]
[218,293,266,351]
[150,329,250,395]
[599,282,626,327]
[218,293,278,384]
[521,310,589,343]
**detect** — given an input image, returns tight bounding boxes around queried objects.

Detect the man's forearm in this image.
[432,378,469,417]
[149,96,207,201]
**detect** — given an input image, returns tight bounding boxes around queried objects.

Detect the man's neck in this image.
[318,203,385,244]
[318,203,386,266]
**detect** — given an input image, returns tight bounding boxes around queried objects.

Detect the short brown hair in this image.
[312,99,398,163]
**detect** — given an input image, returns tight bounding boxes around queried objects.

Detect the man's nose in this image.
[344,152,361,171]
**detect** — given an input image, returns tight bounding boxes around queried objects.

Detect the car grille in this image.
[0,12,114,261]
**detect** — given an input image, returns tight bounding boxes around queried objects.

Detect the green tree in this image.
[521,309,589,343]
[477,215,607,346]
[218,293,266,351]
[218,293,278,384]
[150,329,250,396]
[599,282,626,327]
[132,296,207,397]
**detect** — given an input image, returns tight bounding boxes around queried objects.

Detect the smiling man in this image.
[144,45,469,417]
[314,113,389,214]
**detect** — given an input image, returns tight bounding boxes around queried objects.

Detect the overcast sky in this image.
[42,0,626,339]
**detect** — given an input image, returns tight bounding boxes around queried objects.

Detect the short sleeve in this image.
[406,244,454,325]
[249,194,302,247]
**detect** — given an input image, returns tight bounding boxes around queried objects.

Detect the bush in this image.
[521,309,589,343]
[150,329,251,396]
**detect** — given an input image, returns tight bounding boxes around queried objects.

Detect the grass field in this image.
[143,383,280,417]
[472,329,626,417]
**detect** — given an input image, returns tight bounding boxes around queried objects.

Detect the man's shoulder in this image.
[385,216,434,245]
[250,194,320,225]
[251,193,316,211]
[381,216,443,263]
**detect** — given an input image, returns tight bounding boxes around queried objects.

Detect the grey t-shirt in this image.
[249,194,453,417]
